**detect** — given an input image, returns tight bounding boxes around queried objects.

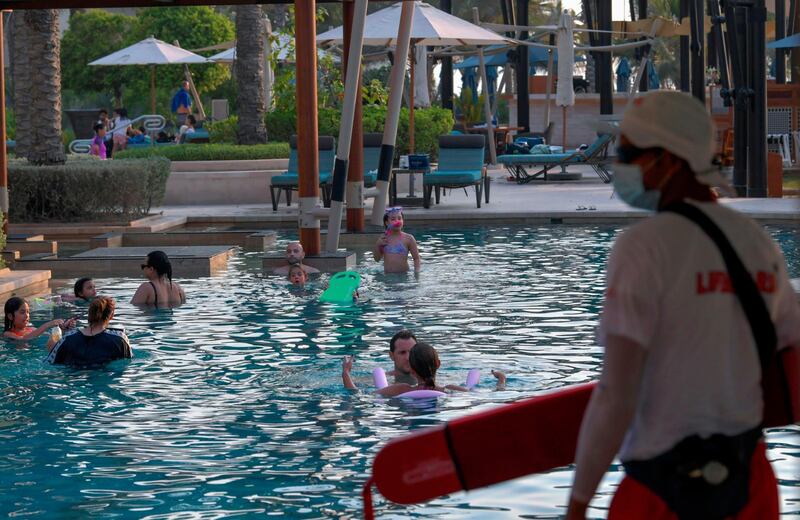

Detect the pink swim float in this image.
[372,367,480,399]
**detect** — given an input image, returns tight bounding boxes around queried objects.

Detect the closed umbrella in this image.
[89,36,206,114]
[555,10,575,149]
[206,35,336,63]
[616,57,631,92]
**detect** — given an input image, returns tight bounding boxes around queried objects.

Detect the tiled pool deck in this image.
[155,166,800,225]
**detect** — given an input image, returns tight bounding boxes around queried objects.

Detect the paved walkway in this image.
[155,166,800,224]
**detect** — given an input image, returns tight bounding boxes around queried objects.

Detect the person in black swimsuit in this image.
[46,296,131,367]
[130,251,186,307]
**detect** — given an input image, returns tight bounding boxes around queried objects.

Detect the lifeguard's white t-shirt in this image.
[598,201,800,461]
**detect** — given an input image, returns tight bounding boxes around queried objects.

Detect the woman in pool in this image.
[131,250,186,307]
[47,296,132,366]
[3,297,75,348]
[373,207,421,273]
[342,342,505,396]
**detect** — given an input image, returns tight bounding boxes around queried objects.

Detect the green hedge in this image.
[114,143,290,161]
[264,106,454,160]
[203,106,455,160]
[9,156,170,222]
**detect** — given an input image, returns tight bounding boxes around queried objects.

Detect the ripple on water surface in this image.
[1,224,798,518]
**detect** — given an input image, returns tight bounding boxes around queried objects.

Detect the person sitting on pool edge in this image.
[342,341,506,396]
[47,296,132,367]
[273,242,321,276]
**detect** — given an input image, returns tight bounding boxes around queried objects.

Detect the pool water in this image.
[2,224,798,519]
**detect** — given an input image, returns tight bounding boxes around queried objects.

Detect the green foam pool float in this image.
[320,271,361,304]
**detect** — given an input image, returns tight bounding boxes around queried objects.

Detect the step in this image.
[0,269,52,301]
[170,159,289,173]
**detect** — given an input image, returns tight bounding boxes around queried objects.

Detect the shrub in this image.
[265,106,454,160]
[6,107,15,140]
[9,156,170,222]
[206,116,238,144]
[265,110,298,143]
[114,143,290,161]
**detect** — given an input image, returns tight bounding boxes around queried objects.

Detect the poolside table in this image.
[391,166,432,206]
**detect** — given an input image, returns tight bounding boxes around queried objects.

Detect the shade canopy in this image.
[316,1,511,47]
[767,33,800,49]
[88,36,207,66]
[454,45,584,70]
[208,35,337,63]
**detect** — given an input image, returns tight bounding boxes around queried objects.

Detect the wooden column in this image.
[0,11,7,234]
[295,0,320,254]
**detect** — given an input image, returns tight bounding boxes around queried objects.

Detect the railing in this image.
[68,114,167,154]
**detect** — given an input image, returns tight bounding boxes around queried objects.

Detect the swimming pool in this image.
[2,224,798,518]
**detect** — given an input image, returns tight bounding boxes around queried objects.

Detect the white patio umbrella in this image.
[89,36,207,114]
[555,10,575,150]
[317,1,510,152]
[207,37,337,63]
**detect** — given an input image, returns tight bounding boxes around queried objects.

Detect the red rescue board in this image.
[371,382,596,505]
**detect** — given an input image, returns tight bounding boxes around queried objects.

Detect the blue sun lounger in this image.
[423,134,488,209]
[362,133,383,188]
[498,132,615,184]
[270,135,336,211]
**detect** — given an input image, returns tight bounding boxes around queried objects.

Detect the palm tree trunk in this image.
[11,12,31,157]
[22,10,65,165]
[235,5,268,144]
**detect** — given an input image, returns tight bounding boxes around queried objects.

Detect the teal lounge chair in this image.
[423,134,488,209]
[182,127,210,144]
[270,135,336,211]
[362,133,383,188]
[498,132,615,184]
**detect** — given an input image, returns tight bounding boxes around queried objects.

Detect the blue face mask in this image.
[613,163,661,211]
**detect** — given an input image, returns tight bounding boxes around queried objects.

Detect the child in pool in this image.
[288,264,308,287]
[3,297,76,347]
[60,277,97,303]
[373,207,421,273]
[342,342,505,396]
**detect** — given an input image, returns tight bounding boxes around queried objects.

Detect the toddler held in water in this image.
[373,207,421,273]
[288,264,308,287]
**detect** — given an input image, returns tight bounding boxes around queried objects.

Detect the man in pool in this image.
[273,242,321,276]
[387,329,417,385]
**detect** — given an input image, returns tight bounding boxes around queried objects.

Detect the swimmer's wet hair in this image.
[409,342,440,389]
[287,264,306,277]
[4,297,27,331]
[74,277,93,298]
[389,329,417,352]
[88,296,115,325]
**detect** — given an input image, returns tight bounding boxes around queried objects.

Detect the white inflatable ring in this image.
[372,367,480,398]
